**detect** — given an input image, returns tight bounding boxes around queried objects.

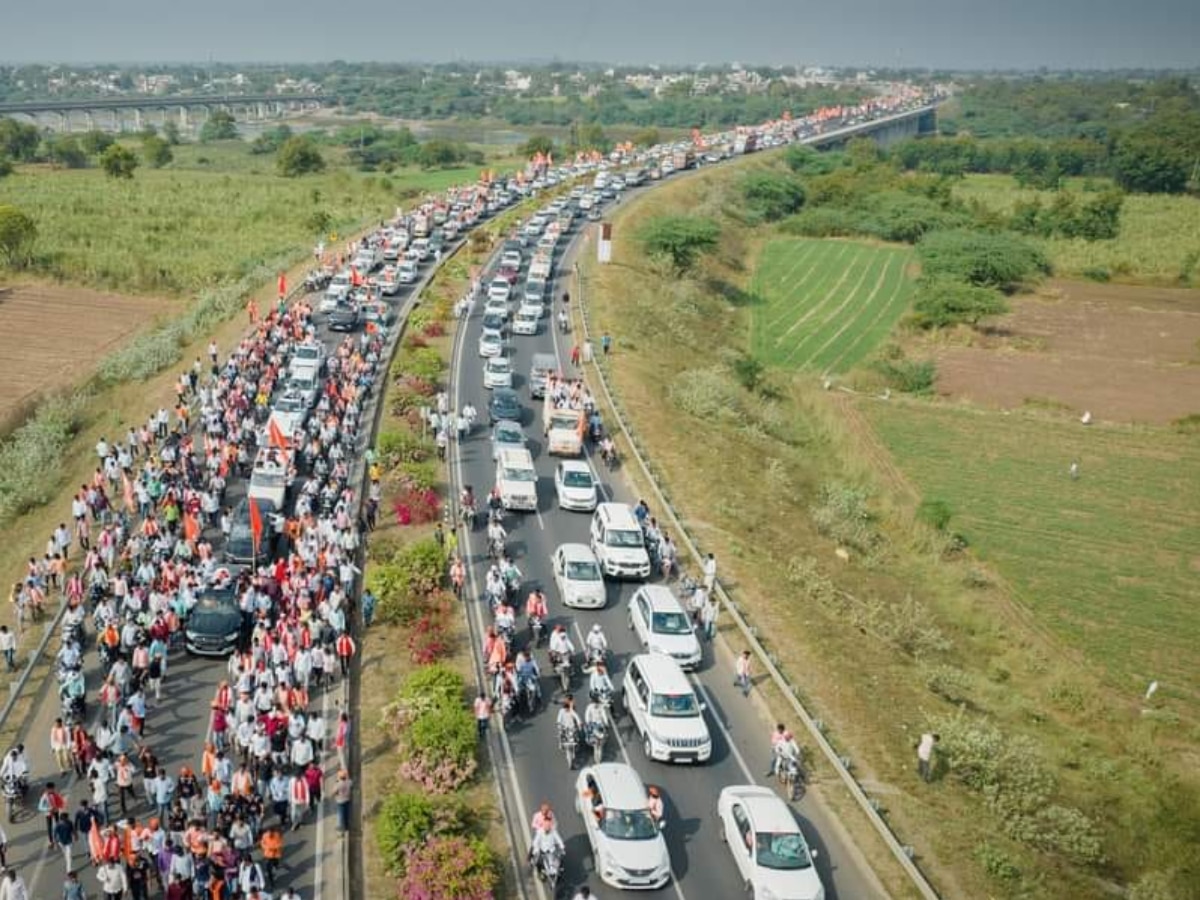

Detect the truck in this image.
[733,133,759,155]
[671,148,696,171]
[542,384,587,457]
[411,211,431,238]
[529,250,553,282]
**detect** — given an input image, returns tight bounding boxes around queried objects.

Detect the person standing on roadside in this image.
[334,770,352,834]
[735,650,752,698]
[0,627,16,672]
[703,553,718,592]
[917,732,939,783]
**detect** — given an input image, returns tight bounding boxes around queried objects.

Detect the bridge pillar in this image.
[133,108,142,132]
[54,111,67,133]
[179,106,189,130]
[110,109,119,132]
[83,110,94,132]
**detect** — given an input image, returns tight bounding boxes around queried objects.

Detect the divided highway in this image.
[450,194,889,900]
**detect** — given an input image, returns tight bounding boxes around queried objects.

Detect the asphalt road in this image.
[2,244,448,900]
[451,199,888,900]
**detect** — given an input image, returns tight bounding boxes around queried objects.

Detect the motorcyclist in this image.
[515,651,540,694]
[584,623,608,666]
[588,662,614,703]
[500,558,522,595]
[530,818,565,877]
[459,485,476,517]
[484,566,506,607]
[494,599,516,636]
[530,802,558,838]
[557,307,569,333]
[525,589,548,621]
[584,700,608,742]
[548,626,574,666]
[486,517,507,555]
[600,434,616,464]
[556,695,582,740]
[493,663,518,708]
[487,486,504,519]
[0,745,29,788]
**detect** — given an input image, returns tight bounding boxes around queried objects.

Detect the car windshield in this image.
[290,377,314,392]
[601,808,659,841]
[755,832,813,871]
[495,426,522,444]
[481,334,501,346]
[502,465,536,483]
[650,692,699,717]
[565,560,601,581]
[275,396,303,413]
[294,346,319,361]
[562,470,592,489]
[606,528,644,549]
[550,414,579,431]
[489,359,511,373]
[483,315,504,329]
[651,611,692,635]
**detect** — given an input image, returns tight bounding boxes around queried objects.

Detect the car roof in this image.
[585,763,649,810]
[636,584,685,613]
[493,420,523,435]
[629,653,693,693]
[559,459,591,474]
[596,501,640,529]
[492,387,518,400]
[724,787,801,833]
[496,446,532,466]
[558,543,597,563]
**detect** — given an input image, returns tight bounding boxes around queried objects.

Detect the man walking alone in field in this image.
[916,732,939,782]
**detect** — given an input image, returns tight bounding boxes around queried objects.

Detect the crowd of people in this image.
[3,291,373,899]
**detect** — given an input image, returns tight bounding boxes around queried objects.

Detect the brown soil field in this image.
[0,282,177,433]
[931,279,1200,424]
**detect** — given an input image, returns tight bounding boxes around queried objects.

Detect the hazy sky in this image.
[1,0,1196,70]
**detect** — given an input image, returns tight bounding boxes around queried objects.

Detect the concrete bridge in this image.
[0,93,335,134]
[807,104,938,149]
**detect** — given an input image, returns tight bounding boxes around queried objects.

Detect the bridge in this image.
[807,103,938,148]
[0,93,336,134]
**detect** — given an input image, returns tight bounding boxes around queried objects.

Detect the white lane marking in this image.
[535,508,546,531]
[688,675,758,786]
[569,620,689,900]
[451,305,542,900]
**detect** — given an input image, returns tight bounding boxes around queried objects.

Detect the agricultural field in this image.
[749,237,915,371]
[954,174,1200,284]
[866,399,1200,703]
[0,149,488,296]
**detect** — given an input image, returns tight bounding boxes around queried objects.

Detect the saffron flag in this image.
[122,472,135,510]
[364,322,379,335]
[183,511,200,543]
[249,498,263,554]
[277,272,287,299]
[267,418,288,450]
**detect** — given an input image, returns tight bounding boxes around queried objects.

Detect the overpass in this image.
[805,103,938,148]
[0,93,336,133]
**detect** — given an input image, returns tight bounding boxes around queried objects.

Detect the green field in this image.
[955,174,1200,284]
[0,146,491,295]
[749,238,915,372]
[867,400,1200,701]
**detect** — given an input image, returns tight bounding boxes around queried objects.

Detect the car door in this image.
[729,803,755,883]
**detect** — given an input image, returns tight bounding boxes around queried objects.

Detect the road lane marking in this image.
[535,508,546,531]
[688,675,758,786]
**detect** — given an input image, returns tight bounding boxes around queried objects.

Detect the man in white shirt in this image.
[703,553,718,591]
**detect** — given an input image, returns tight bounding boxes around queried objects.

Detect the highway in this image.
[450,194,888,900]
[0,242,447,900]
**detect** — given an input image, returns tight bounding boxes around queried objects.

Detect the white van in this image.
[589,503,651,580]
[495,447,537,512]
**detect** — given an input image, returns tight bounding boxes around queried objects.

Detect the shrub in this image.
[925,664,973,704]
[779,206,863,238]
[784,145,843,176]
[858,191,970,243]
[634,215,721,273]
[0,389,92,523]
[397,835,497,900]
[397,460,438,492]
[377,792,473,875]
[368,539,445,624]
[394,486,441,526]
[916,498,953,532]
[377,429,435,467]
[668,367,744,422]
[784,556,839,607]
[974,842,1021,882]
[1081,266,1111,283]
[399,702,479,793]
[917,229,1050,291]
[394,346,445,383]
[408,613,451,665]
[741,171,806,222]
[908,278,1009,330]
[872,358,936,395]
[810,482,879,553]
[397,662,466,712]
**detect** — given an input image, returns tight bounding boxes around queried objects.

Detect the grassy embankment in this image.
[954,173,1200,284]
[582,156,1200,900]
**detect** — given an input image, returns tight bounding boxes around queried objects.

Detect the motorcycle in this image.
[778,755,803,802]
[585,646,606,671]
[535,847,562,893]
[528,615,544,648]
[520,677,540,717]
[586,721,607,765]
[558,725,579,770]
[497,690,516,723]
[3,774,25,824]
[550,652,572,693]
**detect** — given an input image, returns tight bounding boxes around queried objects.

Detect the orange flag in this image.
[364,322,378,335]
[249,499,263,553]
[277,272,287,298]
[88,819,102,864]
[267,418,288,450]
[122,471,135,510]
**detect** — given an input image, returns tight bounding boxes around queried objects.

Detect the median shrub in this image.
[377,792,473,874]
[377,429,435,467]
[397,835,498,900]
[394,486,440,526]
[407,610,452,665]
[394,345,445,382]
[398,703,478,793]
[367,538,445,624]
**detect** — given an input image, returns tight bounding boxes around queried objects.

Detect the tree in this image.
[161,120,182,146]
[577,123,611,153]
[0,157,11,179]
[632,127,661,148]
[140,135,173,168]
[42,135,87,169]
[79,130,115,156]
[0,118,41,162]
[305,209,333,237]
[250,124,293,155]
[635,215,721,274]
[199,109,238,142]
[742,172,806,221]
[917,229,1050,291]
[908,278,1009,329]
[416,139,462,169]
[276,136,325,177]
[1112,137,1189,194]
[99,144,138,179]
[518,134,555,159]
[0,205,37,268]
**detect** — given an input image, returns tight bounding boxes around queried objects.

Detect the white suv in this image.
[589,503,651,580]
[621,654,710,764]
[628,585,702,671]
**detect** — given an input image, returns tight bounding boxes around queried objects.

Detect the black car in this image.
[224,498,279,567]
[488,387,522,425]
[329,300,361,332]
[185,586,243,656]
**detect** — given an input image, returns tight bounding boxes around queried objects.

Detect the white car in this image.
[487,279,512,303]
[500,249,523,269]
[552,544,606,610]
[555,460,598,512]
[290,341,325,374]
[321,272,351,312]
[628,585,702,670]
[575,763,671,891]
[478,331,504,358]
[518,299,543,320]
[483,356,513,390]
[398,261,418,284]
[621,654,711,764]
[484,296,510,320]
[512,309,539,336]
[718,786,825,900]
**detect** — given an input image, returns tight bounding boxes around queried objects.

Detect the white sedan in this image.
[575,763,671,890]
[484,296,510,320]
[554,460,598,511]
[552,543,606,609]
[718,786,825,900]
[478,331,504,358]
[487,279,512,303]
[483,356,514,390]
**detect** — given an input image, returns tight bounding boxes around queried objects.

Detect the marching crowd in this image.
[2,293,372,900]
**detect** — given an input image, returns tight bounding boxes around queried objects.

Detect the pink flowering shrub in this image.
[407,614,449,665]
[421,319,446,338]
[397,835,497,900]
[393,487,440,526]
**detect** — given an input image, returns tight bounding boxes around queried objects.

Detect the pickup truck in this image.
[529,252,553,282]
[378,266,401,296]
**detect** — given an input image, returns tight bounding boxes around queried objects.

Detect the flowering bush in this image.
[377,791,472,875]
[403,332,429,350]
[368,539,445,624]
[407,614,450,664]
[394,487,440,526]
[397,835,497,900]
[397,751,478,795]
[421,319,447,338]
[376,429,435,467]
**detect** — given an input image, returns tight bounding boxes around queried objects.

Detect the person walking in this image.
[702,553,718,592]
[0,627,16,672]
[96,857,127,900]
[61,871,86,900]
[916,732,939,783]
[474,693,492,738]
[0,868,29,900]
[700,594,718,642]
[333,770,352,835]
[570,344,581,368]
[51,718,72,775]
[601,332,611,356]
[334,712,351,772]
[39,782,68,848]
[52,813,76,874]
[735,651,752,697]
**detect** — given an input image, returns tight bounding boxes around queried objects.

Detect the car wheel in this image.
[642,734,653,759]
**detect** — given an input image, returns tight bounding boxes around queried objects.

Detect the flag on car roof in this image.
[267,418,288,450]
[249,499,263,553]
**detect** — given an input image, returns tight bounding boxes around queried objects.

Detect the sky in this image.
[1,0,1196,70]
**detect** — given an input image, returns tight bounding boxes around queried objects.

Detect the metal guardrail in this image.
[573,247,942,900]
